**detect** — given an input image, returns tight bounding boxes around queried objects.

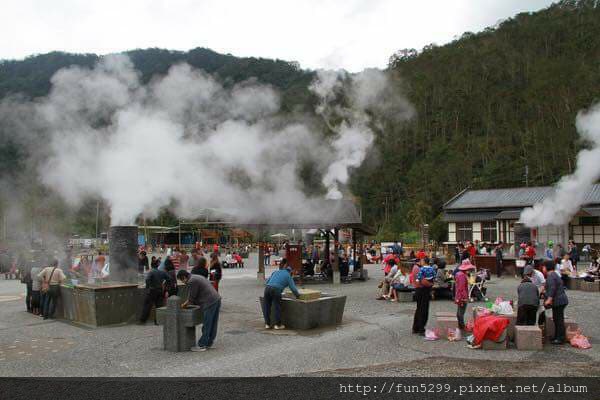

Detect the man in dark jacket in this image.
[138,251,148,273]
[544,260,569,344]
[191,256,209,278]
[139,262,171,324]
[178,270,222,351]
[495,241,504,278]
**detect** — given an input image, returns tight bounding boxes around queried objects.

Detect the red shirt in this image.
[410,265,420,286]
[525,246,536,258]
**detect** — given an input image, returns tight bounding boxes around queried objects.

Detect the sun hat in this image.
[459,259,476,271]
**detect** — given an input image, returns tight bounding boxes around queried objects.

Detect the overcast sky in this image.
[4,0,555,72]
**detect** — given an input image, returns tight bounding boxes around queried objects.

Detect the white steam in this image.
[521,103,600,227]
[7,56,413,225]
[310,68,413,199]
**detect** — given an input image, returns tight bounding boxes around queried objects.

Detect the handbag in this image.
[41,267,57,294]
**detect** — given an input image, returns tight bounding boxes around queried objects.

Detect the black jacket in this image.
[191,266,209,278]
[145,268,171,291]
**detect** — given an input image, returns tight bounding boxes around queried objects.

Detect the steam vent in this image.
[108,225,139,283]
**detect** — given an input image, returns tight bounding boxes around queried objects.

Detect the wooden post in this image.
[324,231,330,264]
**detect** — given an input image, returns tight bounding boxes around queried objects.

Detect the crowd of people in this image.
[514,261,570,345]
[372,239,588,346]
[8,236,599,354]
[20,257,67,320]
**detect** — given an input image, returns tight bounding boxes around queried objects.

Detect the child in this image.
[454,260,473,330]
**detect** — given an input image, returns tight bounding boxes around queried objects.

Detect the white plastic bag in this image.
[493,301,514,315]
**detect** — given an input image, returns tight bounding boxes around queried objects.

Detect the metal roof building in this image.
[442,184,600,246]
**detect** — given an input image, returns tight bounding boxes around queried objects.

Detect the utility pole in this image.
[524,165,529,187]
[95,200,100,239]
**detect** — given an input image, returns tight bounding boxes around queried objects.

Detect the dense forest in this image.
[0,0,599,241]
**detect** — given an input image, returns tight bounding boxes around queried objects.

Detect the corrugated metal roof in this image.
[443,212,498,222]
[178,200,372,233]
[445,184,600,210]
[495,210,523,220]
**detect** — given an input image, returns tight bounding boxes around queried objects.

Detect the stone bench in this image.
[515,325,543,350]
[581,280,600,292]
[156,296,203,352]
[500,312,517,341]
[396,290,414,302]
[567,278,583,290]
[436,311,456,318]
[545,316,578,339]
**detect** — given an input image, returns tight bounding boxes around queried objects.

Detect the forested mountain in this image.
[1,0,599,240]
[0,47,315,112]
[352,0,600,241]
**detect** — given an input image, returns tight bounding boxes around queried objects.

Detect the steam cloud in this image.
[520,103,600,227]
[3,56,413,226]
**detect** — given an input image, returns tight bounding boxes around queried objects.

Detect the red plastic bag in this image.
[570,334,592,349]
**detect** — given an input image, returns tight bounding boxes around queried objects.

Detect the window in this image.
[580,217,600,225]
[456,222,473,242]
[448,223,456,242]
[482,221,497,243]
[571,223,600,244]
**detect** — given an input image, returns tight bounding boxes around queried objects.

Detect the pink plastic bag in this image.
[566,326,582,341]
[424,328,440,341]
[570,334,592,349]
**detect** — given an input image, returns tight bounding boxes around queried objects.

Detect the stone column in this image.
[332,228,340,285]
[560,224,570,248]
[108,225,138,283]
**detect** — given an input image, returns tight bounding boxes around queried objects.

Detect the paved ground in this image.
[1,255,600,377]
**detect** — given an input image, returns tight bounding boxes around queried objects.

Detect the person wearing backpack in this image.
[38,259,66,320]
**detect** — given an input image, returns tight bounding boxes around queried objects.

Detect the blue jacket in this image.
[266,269,300,297]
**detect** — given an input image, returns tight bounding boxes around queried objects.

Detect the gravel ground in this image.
[1,255,599,377]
